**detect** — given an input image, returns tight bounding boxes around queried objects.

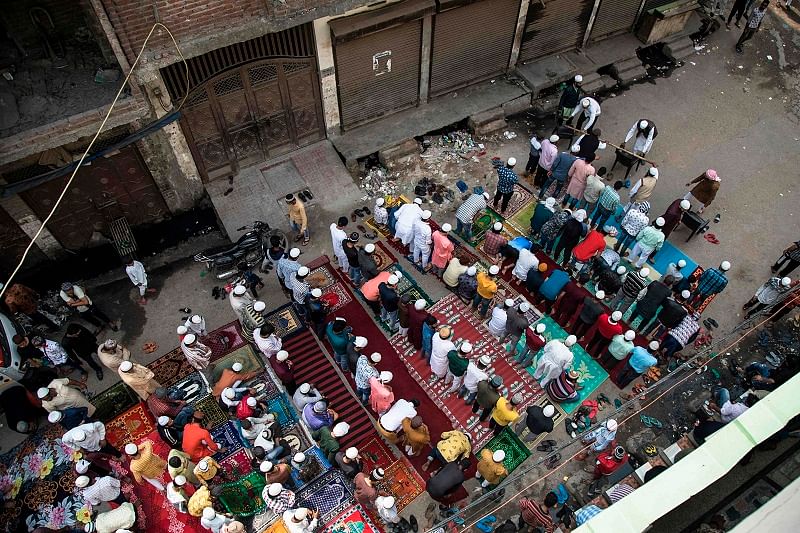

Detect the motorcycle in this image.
[194,221,286,279]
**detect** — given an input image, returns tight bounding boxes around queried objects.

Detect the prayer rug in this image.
[243,372,281,401]
[192,394,229,429]
[169,372,207,404]
[146,347,195,386]
[519,315,608,414]
[325,503,382,533]
[356,436,396,474]
[390,294,545,449]
[515,394,566,449]
[267,393,299,429]
[380,460,425,512]
[290,445,332,489]
[370,240,396,271]
[321,282,353,313]
[480,427,532,474]
[217,470,267,516]
[210,345,264,384]
[105,402,156,448]
[310,265,338,289]
[500,183,535,220]
[206,321,247,361]
[365,216,393,239]
[91,380,139,422]
[252,511,284,533]
[220,448,253,479]
[263,304,305,339]
[508,198,536,235]
[465,208,504,246]
[212,421,246,461]
[282,423,313,455]
[473,214,524,263]
[296,469,355,524]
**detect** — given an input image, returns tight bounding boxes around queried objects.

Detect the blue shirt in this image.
[496,166,518,193]
[629,346,658,373]
[549,153,578,182]
[697,268,728,295]
[576,505,603,526]
[539,269,570,301]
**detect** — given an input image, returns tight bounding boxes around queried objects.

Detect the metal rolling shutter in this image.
[519,0,596,61]
[590,0,643,41]
[429,0,520,97]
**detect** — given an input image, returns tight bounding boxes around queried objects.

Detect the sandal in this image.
[362,206,371,215]
[302,239,310,246]
[544,453,562,469]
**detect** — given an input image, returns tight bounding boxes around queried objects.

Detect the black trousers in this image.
[727,0,747,24]
[79,305,112,328]
[493,190,513,212]
[70,349,103,373]
[736,27,756,49]
[772,254,799,277]
[526,153,540,174]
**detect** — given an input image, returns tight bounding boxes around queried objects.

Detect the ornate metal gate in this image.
[180,58,325,181]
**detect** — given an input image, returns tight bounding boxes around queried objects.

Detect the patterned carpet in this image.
[91,380,140,422]
[324,504,382,533]
[480,427,532,475]
[211,421,247,462]
[193,394,230,430]
[267,393,299,429]
[390,293,546,449]
[290,446,332,489]
[146,347,196,386]
[217,470,267,516]
[498,183,535,220]
[105,402,156,448]
[210,345,263,383]
[262,304,305,339]
[296,469,355,524]
[508,199,536,235]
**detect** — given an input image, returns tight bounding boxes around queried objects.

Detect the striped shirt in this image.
[621,271,649,298]
[608,483,635,503]
[669,314,700,347]
[576,504,603,526]
[520,498,555,533]
[697,268,728,296]
[597,186,621,211]
[456,193,487,223]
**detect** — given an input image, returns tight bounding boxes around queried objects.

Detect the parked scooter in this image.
[193,221,286,279]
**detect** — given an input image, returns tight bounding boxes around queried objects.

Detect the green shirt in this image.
[635,226,665,251]
[447,350,469,376]
[475,380,500,408]
[608,335,634,360]
[312,426,340,455]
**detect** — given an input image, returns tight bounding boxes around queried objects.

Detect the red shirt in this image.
[595,448,627,476]
[573,230,606,262]
[360,272,392,302]
[525,329,546,353]
[236,394,255,419]
[596,314,623,339]
[182,423,219,462]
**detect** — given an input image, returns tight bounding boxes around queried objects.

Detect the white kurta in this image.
[412,220,432,253]
[119,363,161,400]
[330,223,349,270]
[125,260,148,288]
[487,308,507,337]
[182,342,212,371]
[184,316,207,337]
[394,203,423,246]
[229,292,253,321]
[253,329,282,358]
[96,345,130,371]
[512,248,539,282]
[624,121,655,154]
[430,335,456,378]
[533,340,574,386]
[62,421,106,452]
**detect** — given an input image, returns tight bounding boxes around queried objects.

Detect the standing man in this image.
[622,119,657,158]
[229,285,253,322]
[571,97,602,136]
[61,323,104,381]
[472,265,500,318]
[534,135,560,189]
[592,181,624,228]
[343,234,362,286]
[37,377,95,416]
[95,339,130,373]
[557,75,583,127]
[330,217,349,273]
[503,302,531,350]
[629,167,659,206]
[355,352,381,404]
[659,199,692,240]
[684,169,721,214]
[742,276,792,318]
[240,301,266,343]
[378,274,401,333]
[735,1,770,54]
[525,132,542,177]
[515,404,556,443]
[394,198,424,247]
[412,211,433,271]
[691,261,731,306]
[629,276,674,332]
[126,441,167,491]
[610,266,651,314]
[444,342,472,395]
[493,158,519,213]
[290,266,311,317]
[118,360,161,401]
[60,282,117,332]
[430,223,454,278]
[539,146,579,200]
[125,258,155,305]
[358,243,379,281]
[286,194,310,246]
[771,240,800,277]
[276,248,302,297]
[455,188,490,240]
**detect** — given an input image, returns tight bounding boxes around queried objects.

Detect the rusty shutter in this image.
[333,21,423,129]
[429,0,520,97]
[519,0,596,62]
[590,0,643,42]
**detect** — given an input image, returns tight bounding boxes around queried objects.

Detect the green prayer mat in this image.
[480,427,532,474]
[91,380,139,422]
[518,315,609,414]
[465,209,505,246]
[508,200,536,235]
[217,470,267,516]
[210,345,263,383]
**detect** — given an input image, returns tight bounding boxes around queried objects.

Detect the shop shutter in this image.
[519,0,596,62]
[429,0,520,97]
[589,0,644,42]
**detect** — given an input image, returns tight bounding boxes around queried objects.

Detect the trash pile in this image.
[359,165,401,198]
[420,130,486,163]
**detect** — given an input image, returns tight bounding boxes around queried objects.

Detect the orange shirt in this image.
[182,423,219,462]
[360,272,392,302]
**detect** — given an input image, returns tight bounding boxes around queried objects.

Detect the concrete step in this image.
[599,74,618,90]
[615,56,644,73]
[581,78,605,95]
[378,139,419,167]
[619,65,648,84]
[580,71,602,85]
[474,117,508,136]
[469,106,505,128]
[663,37,695,61]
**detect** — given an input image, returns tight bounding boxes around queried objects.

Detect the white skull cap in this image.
[103,339,117,349]
[233,285,247,295]
[442,223,452,232]
[332,422,350,437]
[535,323,546,333]
[493,222,503,231]
[387,275,399,285]
[202,507,216,520]
[639,120,648,129]
[648,167,659,178]
[75,460,90,474]
[289,248,301,258]
[677,259,687,267]
[364,243,375,253]
[224,388,236,400]
[680,200,691,210]
[72,429,86,441]
[489,265,500,275]
[174,475,186,486]
[616,266,627,275]
[268,483,283,497]
[311,288,322,298]
[254,301,266,312]
[370,352,382,363]
[574,75,583,83]
[299,383,311,394]
[479,355,492,365]
[624,330,636,341]
[183,333,196,345]
[582,98,590,107]
[413,197,423,205]
[119,361,133,372]
[191,315,202,324]
[382,496,396,509]
[781,277,792,287]
[483,191,492,201]
[177,325,188,335]
[246,397,257,407]
[519,302,531,312]
[467,266,477,276]
[606,419,618,431]
[376,198,385,206]
[543,405,556,417]
[297,266,310,277]
[414,299,426,310]
[198,459,209,471]
[293,452,306,463]
[649,341,660,350]
[611,311,622,322]
[37,387,49,399]
[460,342,473,353]
[595,290,605,300]
[158,416,170,426]
[655,217,665,227]
[507,157,517,166]
[549,134,560,143]
[276,350,289,361]
[379,371,393,383]
[75,475,90,488]
[48,411,62,423]
[260,461,273,473]
[565,335,577,347]
[640,268,650,277]
[504,298,515,307]
[294,508,309,520]
[354,336,368,348]
[720,261,731,271]
[421,210,432,220]
[345,447,359,459]
[681,290,691,299]
[232,362,243,372]
[493,450,506,463]
[125,443,138,455]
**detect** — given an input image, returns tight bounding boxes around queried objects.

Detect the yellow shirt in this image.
[188,485,212,517]
[167,449,199,485]
[288,201,308,232]
[193,456,221,485]
[477,449,508,484]
[476,272,498,299]
[130,441,166,483]
[436,430,472,462]
[491,397,519,426]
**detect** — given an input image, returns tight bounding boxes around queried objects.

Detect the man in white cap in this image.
[239,412,276,443]
[177,325,188,341]
[118,360,161,401]
[539,144,578,200]
[483,221,508,260]
[444,341,472,395]
[355,352,381,404]
[487,298,511,338]
[373,197,389,226]
[393,197,424,247]
[629,167,659,205]
[184,313,207,337]
[181,333,213,389]
[610,266,651,315]
[378,274,402,333]
[743,276,793,319]
[526,131,543,177]
[302,400,338,431]
[95,338,131,372]
[77,472,126,506]
[533,336,576,387]
[455,187,490,240]
[166,474,189,513]
[229,284,253,321]
[570,96,601,137]
[272,349,297,394]
[643,289,690,338]
[601,329,636,368]
[503,301,531,350]
[282,507,319,533]
[618,341,660,388]
[124,257,154,305]
[584,311,623,358]
[557,75,583,127]
[330,216,350,273]
[212,360,259,399]
[62,420,120,456]
[691,261,731,306]
[305,287,329,336]
[455,264,478,302]
[194,456,225,486]
[582,419,618,453]
[369,370,395,415]
[201,506,233,533]
[476,449,508,487]
[264,482,296,515]
[516,323,547,368]
[511,246,539,285]
[622,119,657,157]
[335,446,363,479]
[289,266,311,313]
[378,398,420,443]
[460,355,491,403]
[358,243,379,281]
[313,421,349,462]
[659,198,692,240]
[276,248,302,295]
[411,210,434,271]
[629,275,675,334]
[628,217,665,267]
[292,382,323,412]
[47,408,90,430]
[126,441,167,491]
[346,335,368,375]
[157,415,182,449]
[38,377,95,416]
[493,157,519,213]
[534,135,560,189]
[254,322,282,360]
[515,403,556,443]
[430,223,454,278]
[472,265,500,318]
[375,495,401,526]
[661,258,687,284]
[239,300,266,343]
[430,327,456,381]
